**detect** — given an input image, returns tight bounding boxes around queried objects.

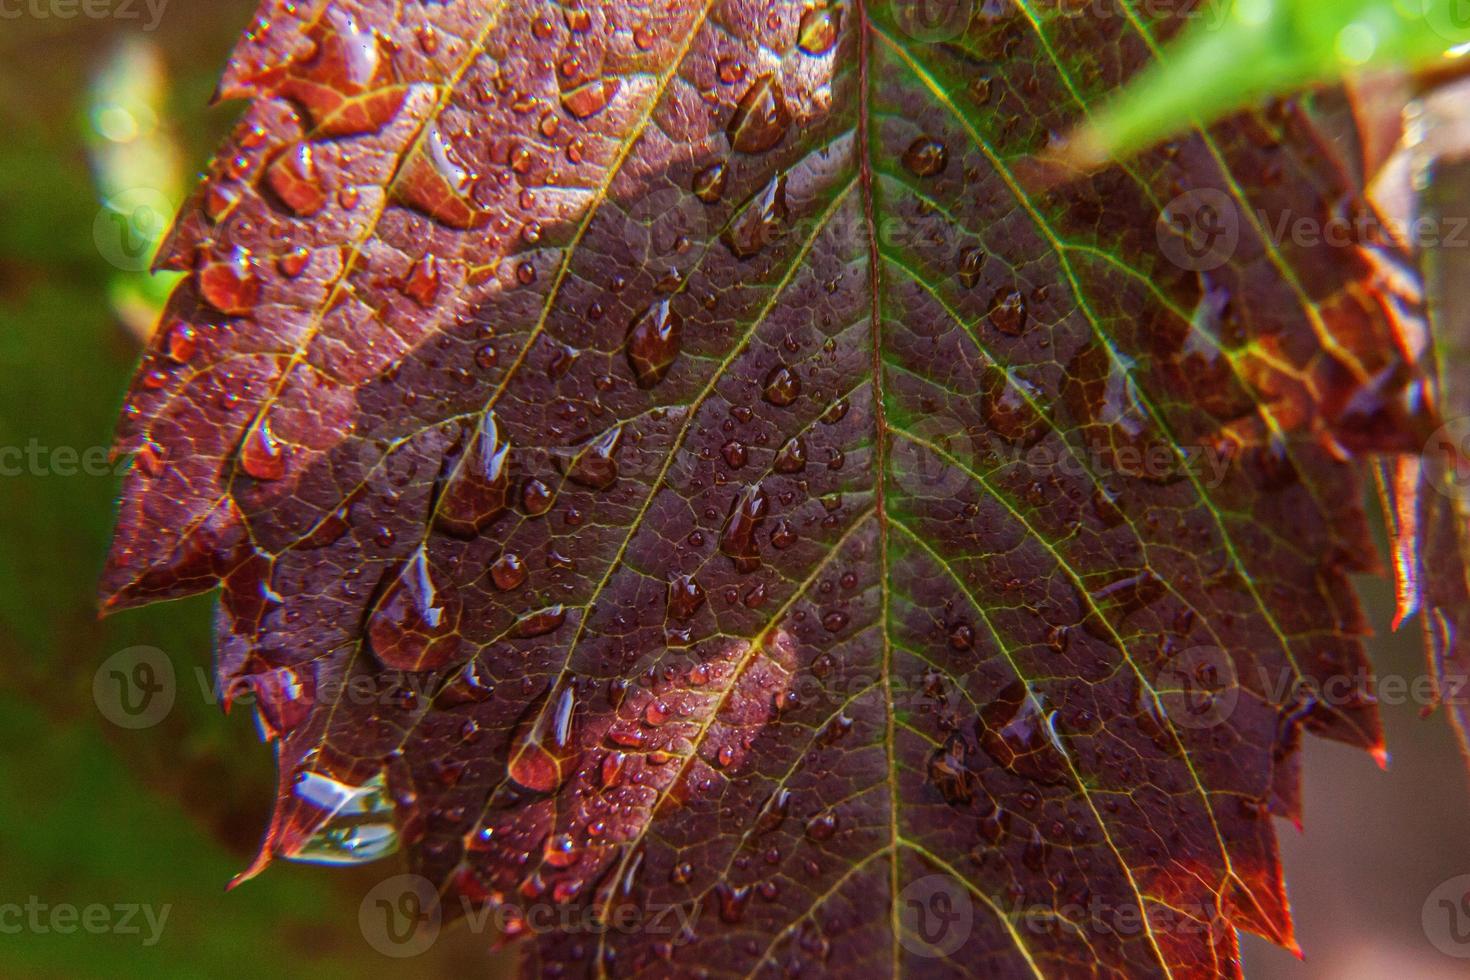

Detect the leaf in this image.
[1060,0,1470,168]
[102,1,1443,976]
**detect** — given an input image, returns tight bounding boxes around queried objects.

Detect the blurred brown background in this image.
[0,3,1466,977]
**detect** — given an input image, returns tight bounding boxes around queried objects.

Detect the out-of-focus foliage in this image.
[1069,0,1470,166]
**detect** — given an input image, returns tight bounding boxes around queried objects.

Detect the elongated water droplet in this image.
[720,483,769,573]
[728,74,791,154]
[723,174,787,259]
[692,162,727,204]
[560,77,619,119]
[240,413,286,480]
[667,574,706,619]
[976,681,1067,785]
[507,685,578,794]
[626,298,682,388]
[368,546,461,671]
[435,413,511,537]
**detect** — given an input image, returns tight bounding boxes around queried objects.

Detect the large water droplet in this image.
[797,6,841,55]
[435,413,511,537]
[560,77,619,119]
[266,142,326,216]
[976,681,1068,785]
[198,246,261,316]
[692,162,727,204]
[667,574,706,619]
[987,288,1028,336]
[507,685,578,793]
[286,770,399,865]
[763,364,801,406]
[367,546,461,671]
[728,74,791,154]
[723,174,787,258]
[720,483,769,573]
[560,426,623,490]
[626,298,682,388]
[240,413,286,480]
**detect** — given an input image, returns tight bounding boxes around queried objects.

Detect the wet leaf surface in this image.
[102,1,1445,976]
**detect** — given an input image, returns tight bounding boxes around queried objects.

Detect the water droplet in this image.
[198,246,260,316]
[560,77,619,119]
[667,574,706,619]
[435,413,511,537]
[976,681,1068,785]
[368,546,461,671]
[166,322,199,363]
[805,809,838,840]
[286,770,399,865]
[692,162,727,204]
[763,364,801,406]
[958,246,987,288]
[561,426,623,490]
[728,74,791,154]
[278,246,311,278]
[723,173,787,258]
[902,137,948,177]
[392,124,486,229]
[512,605,568,638]
[626,298,682,388]
[400,254,442,306]
[490,552,527,591]
[797,6,841,55]
[714,881,752,923]
[773,436,807,473]
[266,142,326,216]
[720,483,769,573]
[507,685,577,793]
[928,733,974,806]
[240,413,286,480]
[521,478,556,516]
[987,288,1028,336]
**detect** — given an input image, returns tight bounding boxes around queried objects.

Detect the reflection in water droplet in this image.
[728,74,792,154]
[287,770,399,865]
[626,298,682,388]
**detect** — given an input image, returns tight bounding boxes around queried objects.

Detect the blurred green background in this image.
[0,2,1467,978]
